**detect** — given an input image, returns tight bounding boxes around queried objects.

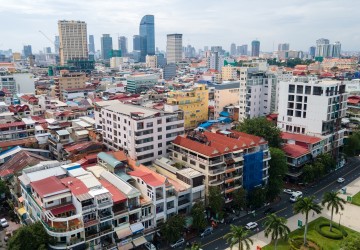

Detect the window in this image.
[288,84,295,93]
[287,109,293,116]
[199,164,205,170]
[288,95,294,101]
[313,86,322,96]
[157,119,162,124]
[296,85,303,94]
[190,160,196,165]
[158,127,162,132]
[305,86,311,95]
[158,135,162,140]
[158,151,162,155]
[296,96,303,102]
[147,122,153,128]
[295,111,301,117]
[158,143,162,148]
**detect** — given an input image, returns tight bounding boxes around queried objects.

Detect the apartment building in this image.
[221,65,240,81]
[170,130,270,203]
[277,77,347,162]
[238,67,276,120]
[145,55,158,69]
[19,162,152,250]
[19,95,41,115]
[126,74,159,94]
[212,81,240,119]
[166,84,209,130]
[0,73,16,94]
[54,70,87,101]
[94,100,184,165]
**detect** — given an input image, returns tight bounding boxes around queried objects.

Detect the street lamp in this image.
[339,212,343,227]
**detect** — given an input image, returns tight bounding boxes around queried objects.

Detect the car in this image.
[0,218,8,228]
[170,238,185,248]
[283,189,294,195]
[337,178,345,183]
[263,207,274,215]
[200,227,213,237]
[290,191,303,202]
[245,222,258,230]
[144,242,157,250]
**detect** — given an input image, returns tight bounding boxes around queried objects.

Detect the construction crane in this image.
[39,30,54,45]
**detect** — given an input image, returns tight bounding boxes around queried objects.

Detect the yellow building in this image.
[221,65,240,81]
[12,52,21,61]
[167,84,209,130]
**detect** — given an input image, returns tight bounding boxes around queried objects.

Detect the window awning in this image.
[132,236,147,247]
[118,242,133,250]
[50,204,76,216]
[17,207,26,216]
[130,222,144,234]
[116,226,132,239]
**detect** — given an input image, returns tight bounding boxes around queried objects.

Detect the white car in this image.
[283,189,294,195]
[337,178,345,183]
[245,222,258,230]
[0,218,8,228]
[170,238,185,248]
[144,242,156,250]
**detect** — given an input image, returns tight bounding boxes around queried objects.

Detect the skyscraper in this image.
[309,46,316,57]
[239,45,248,56]
[139,15,155,58]
[58,20,88,65]
[251,40,260,57]
[23,45,32,58]
[332,41,341,58]
[230,43,236,56]
[166,34,182,64]
[89,35,95,54]
[54,36,60,54]
[118,36,128,55]
[133,35,141,51]
[101,34,113,60]
[315,38,330,58]
[278,43,290,51]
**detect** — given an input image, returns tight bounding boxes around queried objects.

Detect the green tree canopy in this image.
[263,214,290,250]
[344,131,360,156]
[315,153,336,174]
[224,225,253,250]
[160,214,186,244]
[232,188,247,211]
[321,191,346,232]
[208,186,224,215]
[236,117,282,148]
[293,196,322,246]
[8,221,50,250]
[340,234,360,250]
[191,202,207,232]
[247,187,266,209]
[267,147,288,201]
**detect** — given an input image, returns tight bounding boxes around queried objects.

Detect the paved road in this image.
[180,157,360,250]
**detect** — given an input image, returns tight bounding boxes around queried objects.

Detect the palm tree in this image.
[293,196,322,246]
[264,214,290,250]
[321,191,346,232]
[224,225,253,250]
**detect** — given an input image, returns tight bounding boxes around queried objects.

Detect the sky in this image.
[0,0,359,54]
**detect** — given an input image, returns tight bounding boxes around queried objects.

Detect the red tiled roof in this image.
[63,141,103,154]
[50,204,76,216]
[0,121,25,129]
[281,132,321,144]
[0,137,37,149]
[229,130,267,145]
[173,136,222,157]
[282,144,310,158]
[99,179,127,203]
[128,170,164,187]
[31,176,69,198]
[60,177,89,195]
[111,151,127,162]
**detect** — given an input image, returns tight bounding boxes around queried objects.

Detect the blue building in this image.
[139,15,155,61]
[101,34,113,60]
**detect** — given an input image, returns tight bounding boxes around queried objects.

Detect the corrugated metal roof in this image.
[98,152,123,168]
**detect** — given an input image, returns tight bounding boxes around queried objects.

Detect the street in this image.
[180,157,360,250]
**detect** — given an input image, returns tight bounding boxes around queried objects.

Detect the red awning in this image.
[50,204,76,216]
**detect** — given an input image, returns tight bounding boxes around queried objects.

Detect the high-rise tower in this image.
[139,15,155,61]
[101,34,113,60]
[251,40,260,57]
[88,35,95,54]
[166,34,182,64]
[58,20,88,65]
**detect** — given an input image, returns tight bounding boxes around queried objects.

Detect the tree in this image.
[263,214,290,250]
[302,164,315,183]
[232,188,247,211]
[0,179,9,198]
[224,225,253,250]
[186,242,202,250]
[208,186,224,217]
[8,221,50,250]
[160,215,186,244]
[191,202,207,232]
[312,161,325,180]
[247,187,266,209]
[267,147,288,201]
[340,234,360,250]
[344,132,360,156]
[293,196,322,246]
[316,153,336,174]
[321,191,346,232]
[236,117,282,148]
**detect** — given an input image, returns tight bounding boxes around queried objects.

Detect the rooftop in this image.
[31,176,69,198]
[281,132,322,144]
[128,170,164,187]
[99,179,127,203]
[282,144,310,158]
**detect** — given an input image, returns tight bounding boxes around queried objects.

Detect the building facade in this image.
[251,40,260,57]
[101,34,113,60]
[58,20,88,66]
[139,15,155,58]
[166,34,183,64]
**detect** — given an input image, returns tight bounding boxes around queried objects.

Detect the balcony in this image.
[98,200,112,208]
[209,158,223,165]
[99,224,113,235]
[178,198,190,207]
[208,167,225,175]
[128,204,141,211]
[113,206,128,216]
[41,217,83,234]
[82,203,96,212]
[99,211,113,222]
[83,218,99,228]
[209,179,223,186]
[85,229,99,240]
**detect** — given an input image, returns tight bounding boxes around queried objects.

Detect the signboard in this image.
[298,220,303,228]
[347,196,352,202]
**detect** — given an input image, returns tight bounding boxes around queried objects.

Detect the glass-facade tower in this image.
[139,15,155,61]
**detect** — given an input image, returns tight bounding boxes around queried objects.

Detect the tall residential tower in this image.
[166,34,182,64]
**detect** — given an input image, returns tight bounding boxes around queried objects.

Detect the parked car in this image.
[245,222,258,230]
[283,189,294,195]
[337,178,345,183]
[200,227,213,237]
[1,218,8,228]
[170,238,185,248]
[263,207,274,215]
[144,242,157,250]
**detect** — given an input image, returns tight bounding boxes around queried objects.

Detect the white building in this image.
[277,77,347,157]
[94,100,184,165]
[166,34,182,64]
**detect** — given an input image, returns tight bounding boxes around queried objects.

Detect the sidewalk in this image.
[227,177,360,250]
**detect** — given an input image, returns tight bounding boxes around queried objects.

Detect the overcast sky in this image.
[1,0,359,54]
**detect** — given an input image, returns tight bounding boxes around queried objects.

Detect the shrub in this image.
[315,222,346,240]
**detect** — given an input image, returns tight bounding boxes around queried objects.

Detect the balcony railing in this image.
[84,218,99,228]
[209,179,223,186]
[98,201,112,208]
[99,225,113,235]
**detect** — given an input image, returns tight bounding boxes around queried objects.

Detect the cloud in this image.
[0,0,359,53]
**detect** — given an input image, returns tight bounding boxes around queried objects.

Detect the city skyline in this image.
[0,0,359,53]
